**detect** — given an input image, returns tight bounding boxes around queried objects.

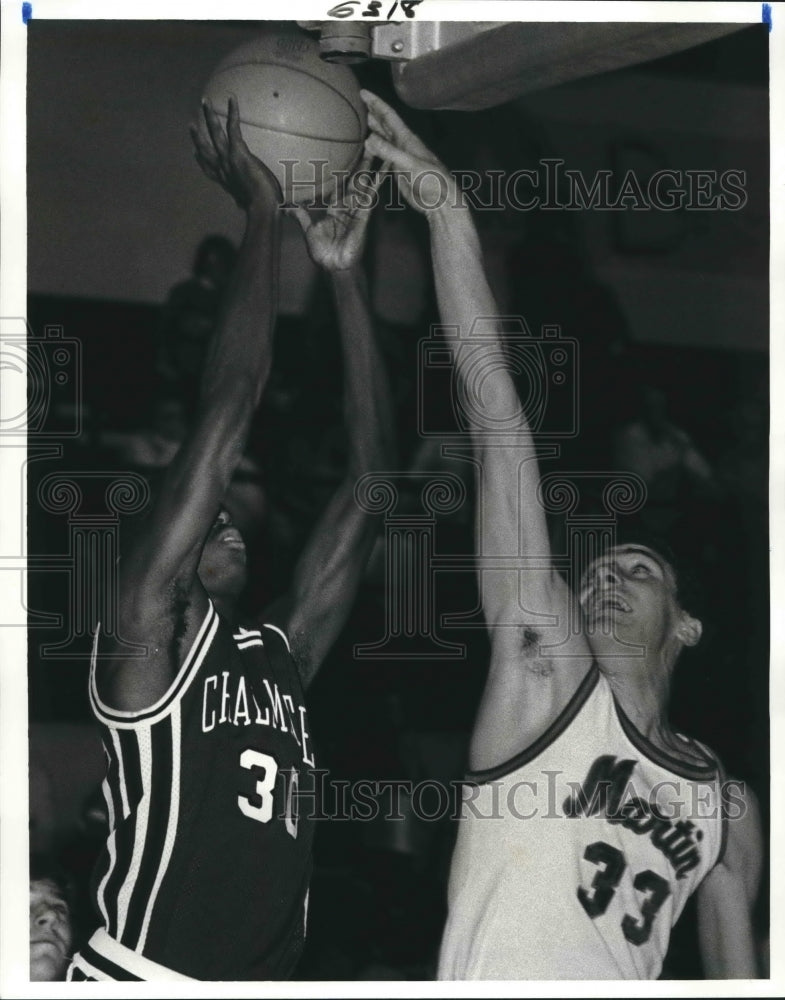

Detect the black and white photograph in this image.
[0,1,780,991]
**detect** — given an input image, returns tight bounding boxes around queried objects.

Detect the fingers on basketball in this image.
[365,133,421,176]
[340,156,382,216]
[360,90,432,160]
[360,90,399,132]
[225,95,248,158]
[362,136,413,207]
[201,100,230,161]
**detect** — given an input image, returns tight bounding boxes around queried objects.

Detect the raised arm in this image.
[697,783,763,978]
[99,98,282,711]
[271,165,394,687]
[364,92,593,770]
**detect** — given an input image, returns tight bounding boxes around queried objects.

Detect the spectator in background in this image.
[716,391,767,510]
[157,234,237,410]
[30,865,74,982]
[612,382,717,538]
[100,386,190,471]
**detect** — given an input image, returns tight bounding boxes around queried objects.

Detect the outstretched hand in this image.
[361,89,459,215]
[190,97,281,211]
[288,156,384,272]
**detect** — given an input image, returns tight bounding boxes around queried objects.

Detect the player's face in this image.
[29,879,73,981]
[198,507,248,600]
[578,545,681,645]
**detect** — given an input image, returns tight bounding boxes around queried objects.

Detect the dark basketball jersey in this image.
[70,601,316,981]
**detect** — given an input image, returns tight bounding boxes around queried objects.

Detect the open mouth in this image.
[219,527,245,549]
[589,595,631,617]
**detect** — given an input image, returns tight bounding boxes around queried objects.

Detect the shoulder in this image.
[256,596,295,655]
[257,595,312,680]
[93,588,214,717]
[662,732,729,776]
[709,778,763,903]
[469,633,597,775]
[724,780,762,851]
[260,621,293,656]
[246,604,300,667]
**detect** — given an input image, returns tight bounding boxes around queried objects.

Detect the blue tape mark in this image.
[22,2,32,23]
[762,3,772,31]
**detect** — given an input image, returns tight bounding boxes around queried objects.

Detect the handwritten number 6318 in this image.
[327,0,423,19]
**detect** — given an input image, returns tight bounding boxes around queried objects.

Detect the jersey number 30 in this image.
[578,840,671,945]
[237,749,299,839]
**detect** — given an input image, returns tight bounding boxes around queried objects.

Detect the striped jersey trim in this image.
[115,728,152,940]
[71,944,140,981]
[614,698,718,780]
[67,964,97,981]
[94,711,184,953]
[139,700,182,950]
[466,662,600,784]
[234,626,264,650]
[70,928,197,981]
[90,600,218,727]
[263,622,291,652]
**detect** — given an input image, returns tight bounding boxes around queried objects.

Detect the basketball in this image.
[202,32,367,204]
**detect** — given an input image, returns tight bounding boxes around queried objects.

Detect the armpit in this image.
[522,627,539,649]
[521,627,554,677]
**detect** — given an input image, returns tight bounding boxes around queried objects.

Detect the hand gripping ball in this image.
[202,32,367,204]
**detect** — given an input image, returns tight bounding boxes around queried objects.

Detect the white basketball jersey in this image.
[438,664,727,980]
